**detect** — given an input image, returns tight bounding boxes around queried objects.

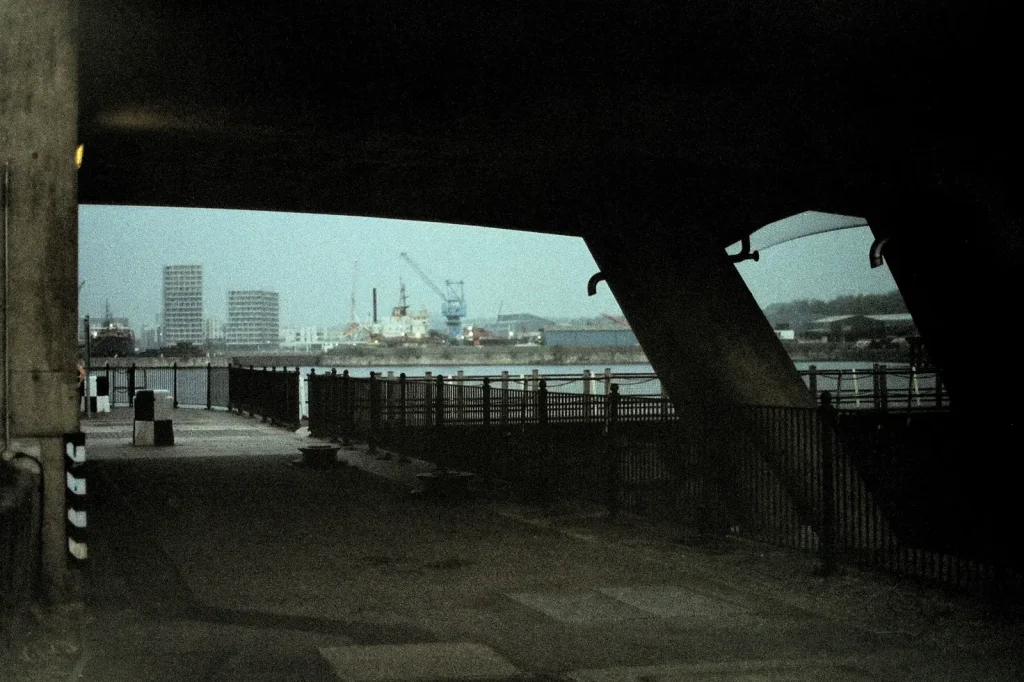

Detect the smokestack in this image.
[372,288,378,324]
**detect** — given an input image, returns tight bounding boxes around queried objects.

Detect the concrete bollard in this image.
[133,389,175,446]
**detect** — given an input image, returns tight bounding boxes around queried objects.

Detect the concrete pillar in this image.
[1,0,80,601]
[585,225,814,409]
[585,220,836,540]
[868,192,1021,420]
[868,188,1023,563]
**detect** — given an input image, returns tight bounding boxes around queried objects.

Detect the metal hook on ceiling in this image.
[587,272,606,296]
[869,236,889,268]
[727,236,760,263]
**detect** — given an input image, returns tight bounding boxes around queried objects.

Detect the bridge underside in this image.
[3,0,1021,596]
[76,1,1020,412]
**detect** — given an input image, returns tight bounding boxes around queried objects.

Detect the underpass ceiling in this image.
[78,1,1010,245]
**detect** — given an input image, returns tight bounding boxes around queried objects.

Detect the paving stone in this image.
[506,590,652,624]
[597,586,749,619]
[320,642,524,681]
[566,657,874,681]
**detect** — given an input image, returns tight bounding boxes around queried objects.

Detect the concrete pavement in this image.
[66,409,1024,681]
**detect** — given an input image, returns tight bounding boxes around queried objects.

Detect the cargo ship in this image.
[89,305,136,357]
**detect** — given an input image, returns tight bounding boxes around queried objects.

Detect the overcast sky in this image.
[78,206,898,329]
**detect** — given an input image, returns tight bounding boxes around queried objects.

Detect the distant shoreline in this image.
[93,342,909,369]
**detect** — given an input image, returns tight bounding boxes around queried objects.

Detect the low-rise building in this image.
[543,316,639,347]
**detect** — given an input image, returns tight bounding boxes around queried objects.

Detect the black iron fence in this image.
[228,365,301,428]
[90,363,230,409]
[302,369,1017,596]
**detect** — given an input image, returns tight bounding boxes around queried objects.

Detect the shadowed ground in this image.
[34,409,1023,680]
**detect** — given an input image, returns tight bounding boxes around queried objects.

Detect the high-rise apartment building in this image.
[162,265,204,345]
[226,290,279,348]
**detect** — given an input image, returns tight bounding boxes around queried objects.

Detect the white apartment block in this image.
[162,265,204,345]
[227,290,280,348]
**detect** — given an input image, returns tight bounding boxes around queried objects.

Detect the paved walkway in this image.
[57,409,1024,680]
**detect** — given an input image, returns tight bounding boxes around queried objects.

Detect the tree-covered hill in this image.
[764,290,907,330]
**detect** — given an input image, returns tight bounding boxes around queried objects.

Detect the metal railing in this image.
[90,363,230,409]
[228,366,301,428]
[799,364,950,410]
[302,368,1016,596]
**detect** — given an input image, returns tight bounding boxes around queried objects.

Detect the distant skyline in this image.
[78,206,898,330]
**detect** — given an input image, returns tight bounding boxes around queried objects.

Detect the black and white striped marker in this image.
[64,432,87,563]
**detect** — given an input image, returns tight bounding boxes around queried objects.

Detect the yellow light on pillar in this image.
[75,144,84,169]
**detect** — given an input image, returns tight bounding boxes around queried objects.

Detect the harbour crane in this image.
[399,252,466,340]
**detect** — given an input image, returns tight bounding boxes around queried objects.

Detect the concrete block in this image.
[135,390,155,421]
[153,391,174,420]
[133,421,154,446]
[153,420,174,446]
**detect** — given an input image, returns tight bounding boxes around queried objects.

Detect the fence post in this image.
[531,369,540,392]
[538,380,555,506]
[482,376,491,427]
[604,367,612,396]
[206,362,213,410]
[935,372,944,408]
[172,362,179,408]
[819,391,837,577]
[341,370,352,446]
[808,364,818,400]
[423,371,433,428]
[308,369,317,435]
[129,363,136,407]
[501,371,509,425]
[606,384,621,518]
[878,364,888,411]
[434,374,446,471]
[247,366,255,417]
[261,367,272,423]
[293,367,301,428]
[457,370,465,422]
[326,368,337,439]
[582,369,592,421]
[369,371,380,456]
[872,363,881,410]
[399,373,407,427]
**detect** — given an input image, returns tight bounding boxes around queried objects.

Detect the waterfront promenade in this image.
[7,408,1021,681]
